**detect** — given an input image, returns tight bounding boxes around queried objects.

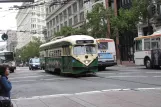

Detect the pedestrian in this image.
[0,65,12,98]
[0,65,13,107]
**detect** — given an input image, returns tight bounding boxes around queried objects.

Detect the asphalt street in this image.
[10,66,161,99]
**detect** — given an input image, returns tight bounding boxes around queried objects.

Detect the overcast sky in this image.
[0,2,22,47]
[0,2,22,30]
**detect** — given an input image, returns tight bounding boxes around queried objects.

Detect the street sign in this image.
[0,0,34,2]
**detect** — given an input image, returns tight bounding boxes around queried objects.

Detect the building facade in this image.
[6,30,17,52]
[46,0,106,39]
[16,0,46,49]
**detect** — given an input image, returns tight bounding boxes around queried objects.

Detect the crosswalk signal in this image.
[1,33,8,41]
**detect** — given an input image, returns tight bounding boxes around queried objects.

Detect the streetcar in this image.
[39,35,98,74]
[134,33,161,69]
[96,38,117,70]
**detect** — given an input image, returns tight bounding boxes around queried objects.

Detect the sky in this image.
[0,2,22,30]
[0,2,22,47]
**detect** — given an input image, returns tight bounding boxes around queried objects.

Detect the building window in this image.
[69,18,72,26]
[56,16,59,24]
[32,12,35,16]
[53,18,55,26]
[63,10,67,19]
[80,12,84,21]
[57,25,59,31]
[54,28,56,33]
[60,24,63,29]
[60,13,63,22]
[73,2,77,13]
[64,21,67,26]
[79,0,83,10]
[31,18,36,23]
[47,22,49,29]
[68,6,72,17]
[74,15,78,24]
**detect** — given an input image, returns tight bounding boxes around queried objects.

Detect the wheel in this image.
[29,67,31,70]
[145,59,152,69]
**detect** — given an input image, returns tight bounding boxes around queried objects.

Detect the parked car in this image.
[29,58,40,70]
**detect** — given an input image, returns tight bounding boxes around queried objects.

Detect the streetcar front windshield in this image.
[73,45,96,55]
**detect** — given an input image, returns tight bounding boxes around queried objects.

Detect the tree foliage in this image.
[86,3,108,38]
[54,26,88,37]
[15,37,42,62]
[109,0,149,35]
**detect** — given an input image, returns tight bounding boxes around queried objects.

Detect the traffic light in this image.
[1,33,8,41]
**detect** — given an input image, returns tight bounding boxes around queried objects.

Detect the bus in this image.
[0,51,16,72]
[39,35,98,74]
[96,38,117,70]
[134,34,161,69]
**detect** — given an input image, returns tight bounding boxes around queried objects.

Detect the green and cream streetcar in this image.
[39,35,98,74]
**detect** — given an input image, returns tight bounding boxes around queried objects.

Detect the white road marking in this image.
[11,78,69,83]
[10,75,54,80]
[146,72,161,74]
[12,87,161,101]
[153,76,161,77]
[108,76,148,78]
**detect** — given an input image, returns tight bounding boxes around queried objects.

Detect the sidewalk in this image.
[118,61,136,67]
[12,88,161,107]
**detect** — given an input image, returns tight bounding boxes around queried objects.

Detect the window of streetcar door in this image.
[136,40,142,51]
[63,46,71,56]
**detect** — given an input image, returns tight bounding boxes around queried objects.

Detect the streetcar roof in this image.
[40,35,95,48]
[135,34,161,40]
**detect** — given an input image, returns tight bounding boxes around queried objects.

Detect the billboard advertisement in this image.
[0,0,34,2]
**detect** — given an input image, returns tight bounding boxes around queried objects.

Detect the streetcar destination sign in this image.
[0,0,34,2]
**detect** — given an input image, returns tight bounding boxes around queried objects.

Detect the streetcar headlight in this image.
[84,60,90,64]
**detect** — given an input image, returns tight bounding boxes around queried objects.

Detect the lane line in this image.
[11,78,69,83]
[108,76,148,78]
[146,72,161,74]
[10,75,53,80]
[12,87,161,101]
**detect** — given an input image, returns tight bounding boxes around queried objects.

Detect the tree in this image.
[54,26,88,37]
[86,3,109,38]
[109,0,149,35]
[55,26,76,37]
[15,37,42,62]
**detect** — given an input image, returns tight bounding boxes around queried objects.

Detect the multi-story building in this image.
[16,0,46,49]
[46,0,106,39]
[6,30,17,52]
